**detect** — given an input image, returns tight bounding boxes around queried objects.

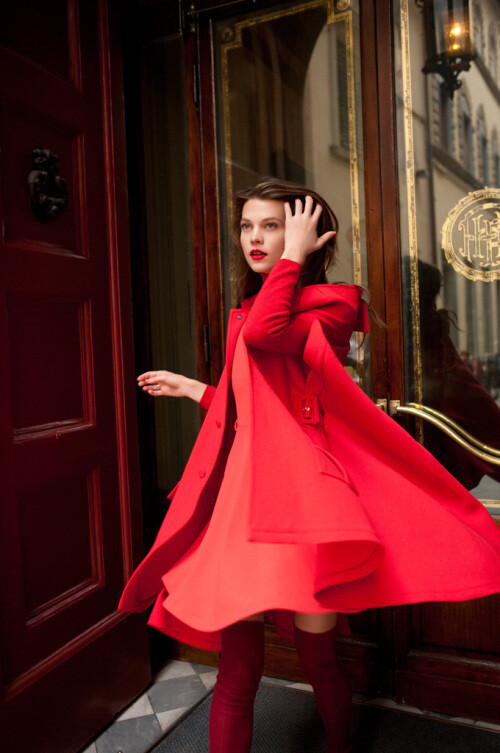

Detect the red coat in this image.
[119,260,500,631]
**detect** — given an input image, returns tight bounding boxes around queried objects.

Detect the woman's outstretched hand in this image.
[137,370,207,404]
[281,195,336,266]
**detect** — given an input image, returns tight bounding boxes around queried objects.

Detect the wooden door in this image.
[177,0,500,723]
[0,2,150,751]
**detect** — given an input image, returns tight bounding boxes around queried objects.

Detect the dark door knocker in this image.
[27,147,69,222]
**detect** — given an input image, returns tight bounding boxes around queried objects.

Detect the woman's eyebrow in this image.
[240,216,282,222]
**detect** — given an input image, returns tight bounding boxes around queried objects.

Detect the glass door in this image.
[187,0,394,696]
[391,0,500,720]
[214,0,371,393]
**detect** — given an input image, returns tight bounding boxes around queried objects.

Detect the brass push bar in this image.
[388,400,500,466]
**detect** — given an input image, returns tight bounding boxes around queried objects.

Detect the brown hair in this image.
[232,177,339,303]
[231,176,386,331]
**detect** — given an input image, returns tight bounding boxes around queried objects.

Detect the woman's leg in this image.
[209,616,265,753]
[294,611,352,753]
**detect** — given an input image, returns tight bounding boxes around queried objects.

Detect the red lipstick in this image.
[250,250,267,260]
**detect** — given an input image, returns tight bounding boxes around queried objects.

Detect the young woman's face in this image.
[240,198,286,274]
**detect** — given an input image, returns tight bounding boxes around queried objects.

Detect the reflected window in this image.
[336,35,349,152]
[492,130,500,187]
[459,93,474,174]
[439,85,452,153]
[472,2,484,59]
[488,22,498,82]
[477,108,488,183]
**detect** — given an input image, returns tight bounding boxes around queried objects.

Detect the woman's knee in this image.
[219,620,265,691]
[294,611,338,632]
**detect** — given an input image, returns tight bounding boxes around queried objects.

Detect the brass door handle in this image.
[387,400,500,466]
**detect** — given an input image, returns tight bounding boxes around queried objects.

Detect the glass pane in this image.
[214,0,370,394]
[393,0,500,513]
[140,37,199,500]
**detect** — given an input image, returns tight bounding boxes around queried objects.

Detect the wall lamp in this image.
[421,0,476,99]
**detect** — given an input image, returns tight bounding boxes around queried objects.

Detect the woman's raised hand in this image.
[281,195,336,265]
[137,370,207,404]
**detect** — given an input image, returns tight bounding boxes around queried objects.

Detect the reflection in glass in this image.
[215,1,370,393]
[394,0,500,509]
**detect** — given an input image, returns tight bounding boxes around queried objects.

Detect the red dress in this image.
[147,325,350,650]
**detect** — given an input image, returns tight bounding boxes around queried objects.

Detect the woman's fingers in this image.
[315,230,337,248]
[137,369,185,398]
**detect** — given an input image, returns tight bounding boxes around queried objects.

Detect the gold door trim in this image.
[398,0,423,440]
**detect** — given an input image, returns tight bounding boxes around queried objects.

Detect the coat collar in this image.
[240,282,363,312]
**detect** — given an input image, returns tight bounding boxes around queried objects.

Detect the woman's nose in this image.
[251,229,263,243]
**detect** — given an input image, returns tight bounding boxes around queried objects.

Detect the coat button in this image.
[199,469,206,478]
[237,314,242,319]
[302,398,313,419]
[216,419,221,428]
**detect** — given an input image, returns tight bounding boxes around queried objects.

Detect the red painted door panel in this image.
[0,2,150,751]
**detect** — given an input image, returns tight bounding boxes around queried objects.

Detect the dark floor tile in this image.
[148,674,208,714]
[95,715,162,753]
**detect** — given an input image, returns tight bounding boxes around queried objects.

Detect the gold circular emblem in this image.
[336,0,351,9]
[441,187,500,282]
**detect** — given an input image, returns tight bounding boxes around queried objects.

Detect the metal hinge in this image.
[203,324,210,364]
[179,1,196,36]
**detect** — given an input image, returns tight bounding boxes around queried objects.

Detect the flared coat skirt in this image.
[148,329,352,650]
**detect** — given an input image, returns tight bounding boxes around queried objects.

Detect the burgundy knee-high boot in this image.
[209,619,265,753]
[294,623,353,753]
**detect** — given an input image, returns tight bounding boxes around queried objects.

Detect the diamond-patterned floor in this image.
[78,659,500,753]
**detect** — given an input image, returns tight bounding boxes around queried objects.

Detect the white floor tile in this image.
[286,682,313,692]
[115,692,155,720]
[154,659,197,682]
[475,720,500,732]
[156,706,191,731]
[199,670,218,690]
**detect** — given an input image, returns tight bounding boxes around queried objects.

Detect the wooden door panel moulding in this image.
[98,0,143,581]
[199,19,225,382]
[396,671,500,723]
[185,30,212,391]
[359,0,389,400]
[376,0,404,405]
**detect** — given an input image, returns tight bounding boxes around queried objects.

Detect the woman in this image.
[119,178,500,753]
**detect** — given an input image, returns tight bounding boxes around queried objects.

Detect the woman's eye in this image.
[266,223,277,229]
[240,224,250,231]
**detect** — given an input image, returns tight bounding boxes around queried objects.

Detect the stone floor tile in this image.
[148,674,208,714]
[191,661,218,675]
[287,681,313,692]
[115,691,155,721]
[156,706,192,732]
[154,659,197,682]
[199,670,218,690]
[475,720,500,732]
[95,715,161,753]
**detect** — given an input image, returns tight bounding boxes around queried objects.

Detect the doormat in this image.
[150,682,499,752]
